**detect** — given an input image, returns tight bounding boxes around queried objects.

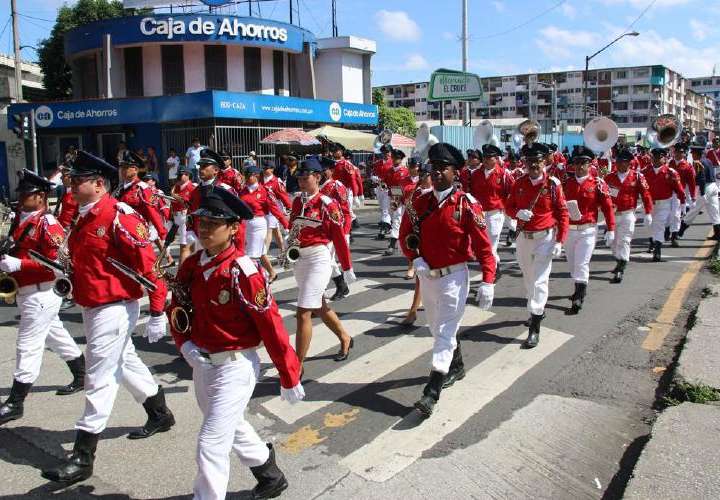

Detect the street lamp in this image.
[583,31,640,124]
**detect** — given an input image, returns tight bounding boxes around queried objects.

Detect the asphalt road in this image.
[0,204,716,499]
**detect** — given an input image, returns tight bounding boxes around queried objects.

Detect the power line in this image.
[473,0,566,41]
[624,0,657,31]
[299,0,327,34]
[17,13,54,23]
[0,17,11,45]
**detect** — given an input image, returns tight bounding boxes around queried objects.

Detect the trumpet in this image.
[156,191,189,208]
[0,223,36,303]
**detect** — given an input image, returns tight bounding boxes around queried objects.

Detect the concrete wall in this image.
[260,48,275,95]
[315,51,343,102]
[142,45,163,97]
[184,44,205,93]
[227,45,245,92]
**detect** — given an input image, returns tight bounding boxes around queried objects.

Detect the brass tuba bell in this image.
[405,233,420,251]
[646,114,683,149]
[0,274,18,304]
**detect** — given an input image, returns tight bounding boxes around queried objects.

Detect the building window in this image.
[74,54,99,99]
[634,68,649,78]
[615,71,627,79]
[273,50,284,95]
[632,115,647,123]
[244,47,262,92]
[614,101,628,111]
[703,79,713,85]
[161,45,185,95]
[633,100,649,110]
[124,47,143,97]
[204,45,227,90]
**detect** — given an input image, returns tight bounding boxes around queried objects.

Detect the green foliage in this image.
[37,0,128,99]
[663,382,720,406]
[709,257,720,275]
[372,87,417,138]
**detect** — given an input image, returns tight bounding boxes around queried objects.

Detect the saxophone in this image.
[279,192,309,269]
[403,188,421,251]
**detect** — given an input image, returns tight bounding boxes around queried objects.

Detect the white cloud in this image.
[561,2,577,19]
[374,10,421,42]
[599,0,692,7]
[534,26,601,59]
[403,54,429,70]
[689,19,711,41]
[442,31,456,41]
[492,1,506,12]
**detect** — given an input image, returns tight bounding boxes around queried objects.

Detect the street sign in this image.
[428,69,483,102]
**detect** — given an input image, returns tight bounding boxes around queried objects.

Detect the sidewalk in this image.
[624,280,720,498]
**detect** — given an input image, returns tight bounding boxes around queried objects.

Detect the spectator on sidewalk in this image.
[185,137,204,182]
[166,148,180,188]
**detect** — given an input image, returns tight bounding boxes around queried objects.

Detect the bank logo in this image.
[34,105,53,128]
[329,102,342,122]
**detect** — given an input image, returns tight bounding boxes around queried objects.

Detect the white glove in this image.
[180,341,209,368]
[644,213,652,227]
[516,209,534,222]
[0,255,21,273]
[551,242,563,258]
[343,268,357,284]
[280,383,305,404]
[412,257,431,277]
[604,230,615,248]
[143,314,167,343]
[475,282,494,310]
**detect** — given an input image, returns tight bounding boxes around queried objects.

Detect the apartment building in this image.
[688,76,720,132]
[376,64,716,133]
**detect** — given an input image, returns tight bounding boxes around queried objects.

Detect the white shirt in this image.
[185,146,204,170]
[166,155,180,179]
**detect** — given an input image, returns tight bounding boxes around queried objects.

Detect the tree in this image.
[372,88,417,138]
[37,0,128,99]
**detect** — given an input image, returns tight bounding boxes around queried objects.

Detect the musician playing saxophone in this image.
[0,170,84,427]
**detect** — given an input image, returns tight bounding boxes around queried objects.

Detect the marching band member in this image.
[290,158,356,370]
[372,145,393,239]
[669,143,696,244]
[398,143,496,417]
[171,166,197,264]
[504,151,524,246]
[562,147,615,315]
[331,144,360,228]
[383,149,410,256]
[238,164,289,282]
[505,143,569,348]
[643,148,686,262]
[681,141,720,241]
[261,158,292,266]
[217,149,244,192]
[706,137,720,166]
[56,168,78,229]
[604,149,653,283]
[170,186,303,500]
[469,143,515,280]
[459,149,481,191]
[0,170,85,427]
[42,151,174,486]
[143,172,172,228]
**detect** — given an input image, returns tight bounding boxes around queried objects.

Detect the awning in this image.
[260,128,321,146]
[308,125,377,151]
[391,133,416,149]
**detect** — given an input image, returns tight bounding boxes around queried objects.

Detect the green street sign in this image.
[428,68,483,102]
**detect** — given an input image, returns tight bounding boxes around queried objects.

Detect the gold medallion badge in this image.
[136,223,149,240]
[218,290,230,305]
[96,227,106,237]
[255,288,267,307]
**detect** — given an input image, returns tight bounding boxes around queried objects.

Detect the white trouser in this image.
[651,199,673,243]
[75,300,158,434]
[504,214,517,231]
[174,211,189,245]
[376,188,391,225]
[669,194,682,233]
[684,183,720,225]
[612,210,636,262]
[418,264,469,374]
[485,210,505,263]
[515,229,555,315]
[389,204,404,239]
[294,245,332,309]
[265,213,279,230]
[245,216,268,259]
[328,235,350,279]
[14,286,82,384]
[347,190,356,221]
[565,226,597,284]
[192,350,269,500]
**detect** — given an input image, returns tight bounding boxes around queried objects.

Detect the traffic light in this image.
[11,113,29,140]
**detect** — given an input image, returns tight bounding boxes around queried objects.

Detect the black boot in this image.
[329,275,349,301]
[41,430,99,485]
[523,312,545,327]
[653,241,663,262]
[678,221,689,237]
[611,259,627,284]
[414,370,444,417]
[352,219,360,230]
[566,282,586,315]
[57,354,85,396]
[647,237,654,253]
[670,232,680,247]
[384,237,397,256]
[494,261,502,283]
[522,314,543,349]
[442,343,465,389]
[664,226,670,242]
[375,223,386,240]
[0,380,32,425]
[250,443,288,499]
[505,229,517,247]
[711,224,720,241]
[127,386,175,439]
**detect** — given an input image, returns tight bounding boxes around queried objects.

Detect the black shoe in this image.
[415,370,444,417]
[711,224,720,241]
[610,259,626,284]
[250,443,289,500]
[414,394,437,417]
[384,237,397,256]
[127,386,175,439]
[0,380,32,425]
[352,219,360,230]
[647,237,654,253]
[678,221,689,237]
[41,430,99,485]
[523,313,545,327]
[333,338,354,362]
[664,227,670,242]
[505,229,517,247]
[522,314,543,349]
[652,241,663,262]
[565,282,586,315]
[329,275,349,301]
[57,355,85,396]
[670,232,680,247]
[442,343,465,388]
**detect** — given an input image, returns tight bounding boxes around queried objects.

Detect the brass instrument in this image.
[0,207,20,303]
[646,114,683,149]
[512,119,541,151]
[584,117,619,154]
[403,189,421,251]
[280,193,321,269]
[153,224,192,334]
[52,225,74,297]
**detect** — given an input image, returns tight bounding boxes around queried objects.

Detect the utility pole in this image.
[331,0,338,37]
[461,0,469,126]
[11,0,23,103]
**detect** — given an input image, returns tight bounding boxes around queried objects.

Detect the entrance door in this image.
[98,133,126,166]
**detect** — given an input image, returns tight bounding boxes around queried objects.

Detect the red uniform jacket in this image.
[333,159,359,195]
[170,180,196,213]
[383,165,410,188]
[372,157,392,185]
[458,166,478,192]
[169,246,300,389]
[505,174,570,243]
[604,170,653,214]
[10,211,65,287]
[217,166,244,192]
[320,179,352,234]
[261,175,291,210]
[238,184,289,229]
[114,179,168,240]
[149,187,171,222]
[353,165,365,197]
[68,195,167,313]
[642,164,686,204]
[706,149,720,166]
[668,159,697,201]
[509,165,525,180]
[469,165,515,212]
[638,154,653,170]
[562,176,616,230]
[290,193,351,271]
[56,191,78,229]
[547,163,568,183]
[398,189,496,283]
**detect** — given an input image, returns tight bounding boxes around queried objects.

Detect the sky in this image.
[2,0,719,85]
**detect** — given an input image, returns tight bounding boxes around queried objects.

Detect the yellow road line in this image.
[642,235,716,351]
